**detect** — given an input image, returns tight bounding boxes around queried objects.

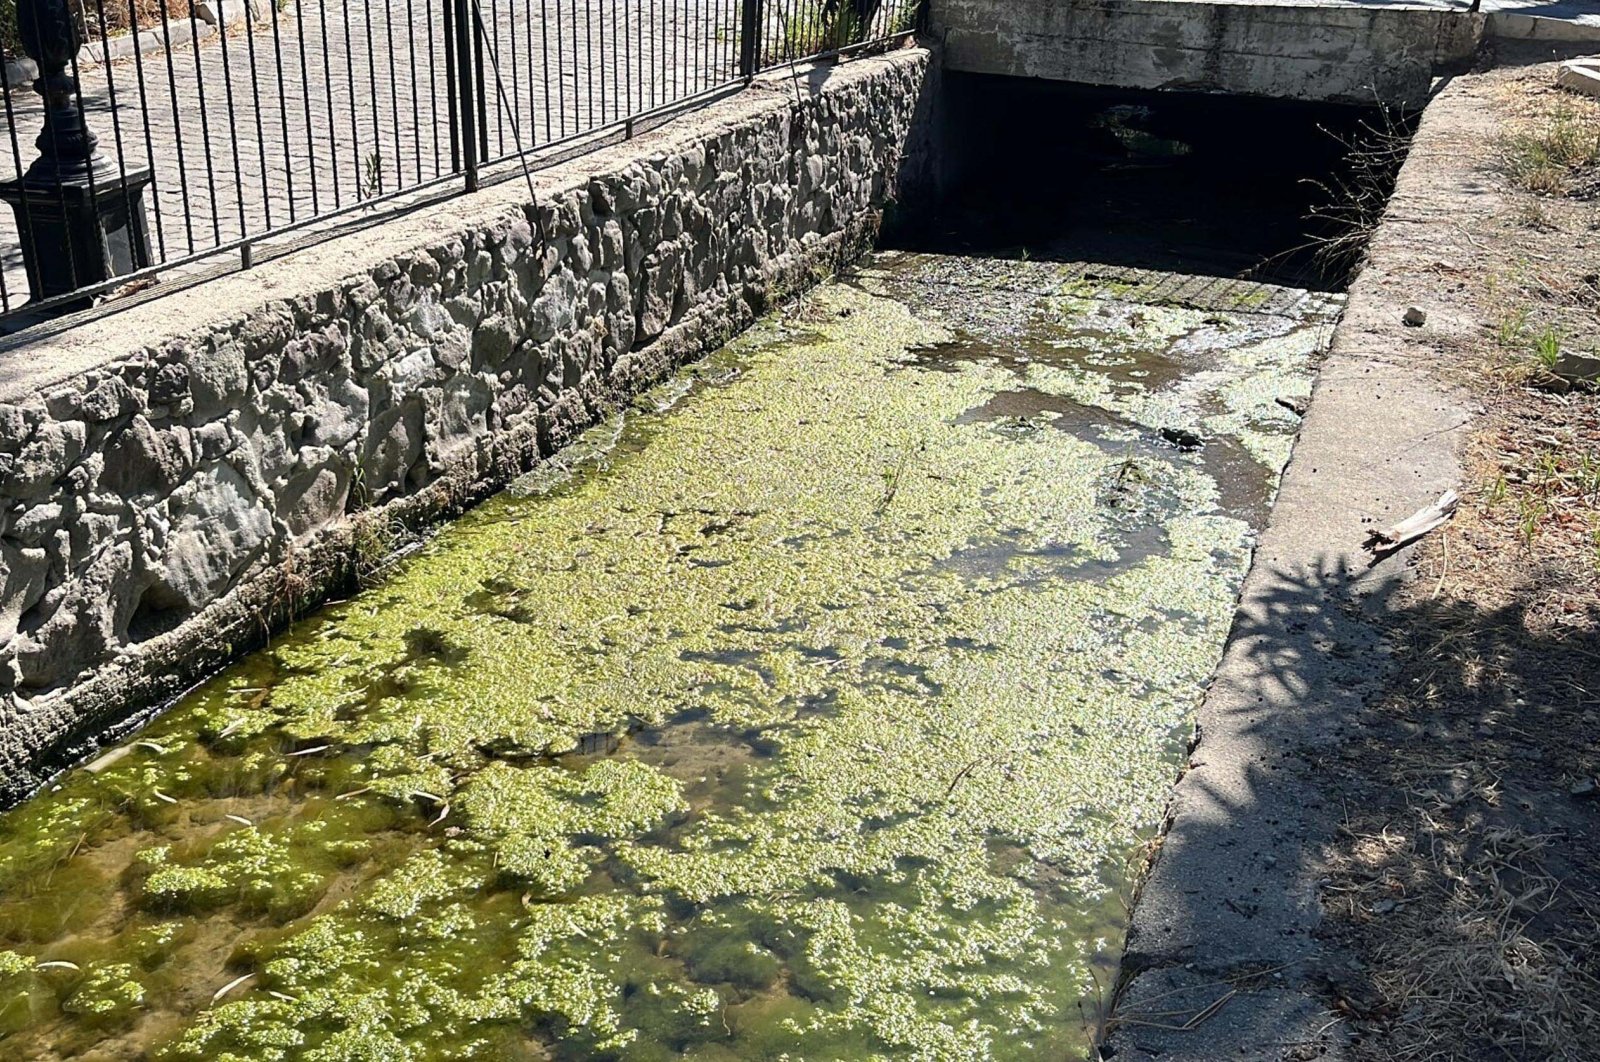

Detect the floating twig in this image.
[211,973,255,1004]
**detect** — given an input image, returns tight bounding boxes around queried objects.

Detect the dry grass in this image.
[1,0,199,56]
[1497,105,1600,198]
[1321,555,1600,1059]
[1328,813,1600,1061]
[1317,60,1600,1062]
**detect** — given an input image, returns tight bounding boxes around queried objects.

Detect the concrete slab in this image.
[1559,56,1600,91]
[1145,0,1600,42]
[1101,0,1598,30]
[930,0,1483,107]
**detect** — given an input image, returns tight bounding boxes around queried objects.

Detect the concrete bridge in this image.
[930,0,1594,107]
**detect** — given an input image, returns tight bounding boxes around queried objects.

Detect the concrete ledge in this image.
[1105,68,1485,1060]
[1558,57,1600,95]
[0,48,938,805]
[1488,11,1600,44]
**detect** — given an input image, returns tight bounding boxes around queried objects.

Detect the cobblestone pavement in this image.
[0,0,757,314]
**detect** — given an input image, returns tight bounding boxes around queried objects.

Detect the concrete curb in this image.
[1104,73,1488,1060]
[1558,57,1600,95]
[1487,11,1600,44]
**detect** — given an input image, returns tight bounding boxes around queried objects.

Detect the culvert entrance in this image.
[0,72,1409,1061]
[901,73,1415,291]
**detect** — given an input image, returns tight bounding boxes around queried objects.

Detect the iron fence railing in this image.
[0,0,920,327]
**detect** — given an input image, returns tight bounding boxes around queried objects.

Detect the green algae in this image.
[140,825,333,919]
[59,962,145,1021]
[0,253,1330,1061]
[458,760,684,893]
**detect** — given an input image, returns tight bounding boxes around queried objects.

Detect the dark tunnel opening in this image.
[890,72,1419,292]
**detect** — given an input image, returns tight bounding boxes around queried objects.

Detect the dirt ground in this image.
[1311,45,1600,1061]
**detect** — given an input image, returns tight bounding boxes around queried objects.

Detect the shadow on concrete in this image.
[1105,551,1600,1059]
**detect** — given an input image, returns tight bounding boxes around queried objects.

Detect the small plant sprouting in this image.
[1114,447,1148,489]
[362,150,385,201]
[1486,473,1508,509]
[877,438,923,513]
[1518,494,1546,549]
[1103,445,1151,512]
[1496,308,1530,349]
[1532,327,1563,370]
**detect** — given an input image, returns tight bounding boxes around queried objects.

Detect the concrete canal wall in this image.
[930,0,1484,108]
[0,48,938,803]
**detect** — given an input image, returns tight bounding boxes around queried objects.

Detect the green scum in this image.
[0,257,1328,1060]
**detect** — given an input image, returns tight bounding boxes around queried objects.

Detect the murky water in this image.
[0,253,1339,1061]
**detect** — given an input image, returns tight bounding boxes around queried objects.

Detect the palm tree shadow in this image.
[1105,552,1600,1058]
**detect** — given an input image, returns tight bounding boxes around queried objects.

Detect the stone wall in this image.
[0,48,937,804]
[930,0,1484,108]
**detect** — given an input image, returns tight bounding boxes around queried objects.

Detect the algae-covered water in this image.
[0,253,1338,1061]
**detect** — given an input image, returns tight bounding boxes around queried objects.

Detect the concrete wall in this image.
[930,0,1484,107]
[0,48,937,804]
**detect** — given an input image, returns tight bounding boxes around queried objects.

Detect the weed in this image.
[362,150,384,201]
[876,438,922,513]
[765,0,869,65]
[1486,474,1508,509]
[1302,106,1416,278]
[892,0,919,34]
[350,515,402,581]
[0,0,17,55]
[1499,107,1600,196]
[1496,308,1531,349]
[1532,327,1563,369]
[1519,495,1545,548]
[1578,452,1600,504]
[1494,440,1600,560]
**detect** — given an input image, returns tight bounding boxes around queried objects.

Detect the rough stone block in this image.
[0,49,934,804]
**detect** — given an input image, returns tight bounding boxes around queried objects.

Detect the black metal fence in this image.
[0,0,920,326]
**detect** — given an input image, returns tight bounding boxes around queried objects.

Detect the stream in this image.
[0,251,1339,1061]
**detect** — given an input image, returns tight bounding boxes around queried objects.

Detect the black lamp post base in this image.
[0,166,155,311]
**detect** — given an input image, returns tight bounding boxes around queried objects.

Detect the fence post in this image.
[738,0,762,80]
[443,0,461,174]
[452,0,479,192]
[0,0,153,311]
[472,0,488,164]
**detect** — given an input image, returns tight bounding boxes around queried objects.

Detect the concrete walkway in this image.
[1104,66,1491,1062]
